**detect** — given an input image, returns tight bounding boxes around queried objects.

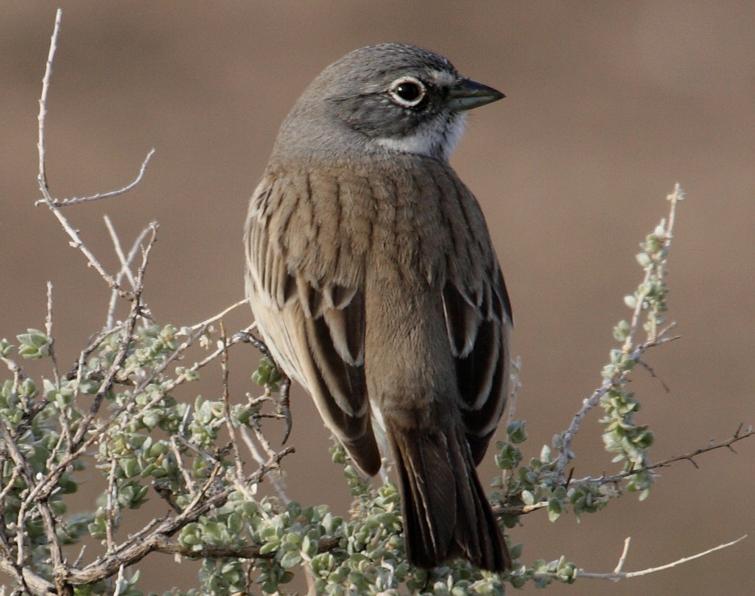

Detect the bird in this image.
[244,43,513,572]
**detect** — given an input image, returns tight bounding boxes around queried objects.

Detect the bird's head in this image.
[273,43,504,163]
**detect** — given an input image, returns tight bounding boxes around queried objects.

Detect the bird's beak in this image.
[447,78,505,111]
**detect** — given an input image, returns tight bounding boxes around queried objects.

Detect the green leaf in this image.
[16,329,51,359]
[259,539,279,555]
[506,420,528,444]
[280,550,302,569]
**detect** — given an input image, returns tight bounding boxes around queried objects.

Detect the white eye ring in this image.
[388,76,427,107]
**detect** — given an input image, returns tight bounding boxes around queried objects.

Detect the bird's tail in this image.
[386,418,511,572]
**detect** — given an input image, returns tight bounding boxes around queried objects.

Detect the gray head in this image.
[271,43,504,163]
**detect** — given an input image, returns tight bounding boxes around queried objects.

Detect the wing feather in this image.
[437,167,513,466]
[245,172,380,475]
[444,272,511,465]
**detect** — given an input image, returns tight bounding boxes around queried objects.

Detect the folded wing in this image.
[244,172,381,475]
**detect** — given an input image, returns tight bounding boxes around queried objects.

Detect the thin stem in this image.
[186,298,251,332]
[104,220,154,330]
[577,534,747,581]
[38,149,155,207]
[45,281,60,388]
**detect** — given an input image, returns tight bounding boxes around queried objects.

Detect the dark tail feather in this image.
[387,420,511,572]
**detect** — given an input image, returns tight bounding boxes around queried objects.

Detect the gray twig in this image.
[576,534,747,581]
[44,281,60,388]
[104,219,155,330]
[35,8,152,302]
[38,149,155,208]
[571,423,754,486]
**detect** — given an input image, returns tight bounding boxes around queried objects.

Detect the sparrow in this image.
[244,43,512,571]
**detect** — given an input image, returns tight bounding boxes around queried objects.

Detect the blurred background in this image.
[1,1,753,594]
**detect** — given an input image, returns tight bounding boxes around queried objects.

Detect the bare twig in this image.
[170,436,196,495]
[105,458,119,553]
[3,426,34,568]
[186,298,251,332]
[174,463,224,524]
[499,356,523,488]
[220,323,244,479]
[38,149,155,208]
[576,534,747,581]
[219,322,258,500]
[105,221,155,329]
[505,355,522,430]
[174,435,223,467]
[70,323,126,382]
[613,536,631,574]
[0,354,24,400]
[0,466,22,504]
[35,9,152,302]
[637,358,671,393]
[72,545,87,568]
[240,425,291,503]
[36,9,61,197]
[150,533,340,561]
[0,559,53,595]
[36,504,69,594]
[493,500,549,517]
[112,565,126,596]
[42,281,72,469]
[75,225,156,438]
[103,216,137,289]
[571,423,754,486]
[44,281,61,388]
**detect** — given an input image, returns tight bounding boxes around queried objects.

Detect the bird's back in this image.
[245,147,512,572]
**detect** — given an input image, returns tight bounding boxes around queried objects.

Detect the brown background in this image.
[1,1,753,594]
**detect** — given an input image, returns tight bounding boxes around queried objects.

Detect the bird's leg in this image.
[277,375,293,445]
[237,330,293,444]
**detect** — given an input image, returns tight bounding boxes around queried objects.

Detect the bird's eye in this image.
[388,77,426,107]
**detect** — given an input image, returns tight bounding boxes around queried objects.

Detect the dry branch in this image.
[576,534,748,581]
[38,149,155,208]
[571,423,755,486]
[61,448,294,586]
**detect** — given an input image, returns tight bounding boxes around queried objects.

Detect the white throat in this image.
[375,113,467,160]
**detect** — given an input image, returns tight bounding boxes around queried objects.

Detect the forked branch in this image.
[576,534,748,581]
